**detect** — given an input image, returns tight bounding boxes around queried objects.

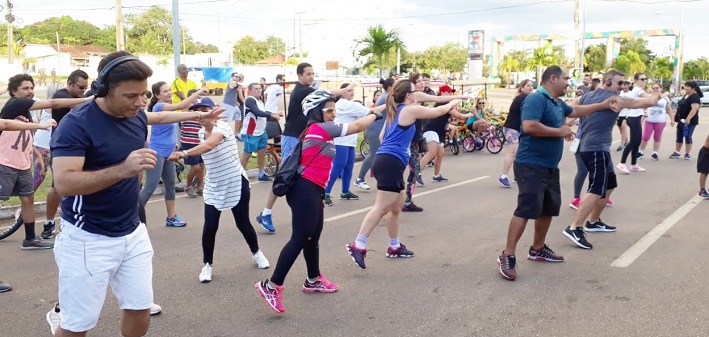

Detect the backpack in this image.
[272,134,325,197]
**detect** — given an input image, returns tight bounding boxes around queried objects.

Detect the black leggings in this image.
[621,116,642,165]
[202,176,259,264]
[269,177,324,286]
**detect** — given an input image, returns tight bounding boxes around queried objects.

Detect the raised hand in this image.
[122,148,157,177]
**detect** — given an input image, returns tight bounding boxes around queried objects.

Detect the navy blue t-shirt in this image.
[515,87,573,169]
[50,100,148,237]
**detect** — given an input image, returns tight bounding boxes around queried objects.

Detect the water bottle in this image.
[681,119,688,137]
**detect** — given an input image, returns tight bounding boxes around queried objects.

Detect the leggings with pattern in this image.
[405,142,421,203]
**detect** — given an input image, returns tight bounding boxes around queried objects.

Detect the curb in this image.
[0,156,366,220]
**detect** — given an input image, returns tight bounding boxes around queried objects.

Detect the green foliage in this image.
[612,50,646,76]
[354,25,404,77]
[618,38,654,64]
[583,44,607,73]
[683,59,708,79]
[232,35,286,65]
[19,16,101,46]
[125,7,174,54]
[647,57,673,80]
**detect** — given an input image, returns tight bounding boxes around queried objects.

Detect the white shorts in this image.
[423,131,442,146]
[220,103,242,121]
[54,220,154,332]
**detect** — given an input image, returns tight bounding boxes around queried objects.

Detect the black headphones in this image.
[606,79,613,87]
[91,56,139,97]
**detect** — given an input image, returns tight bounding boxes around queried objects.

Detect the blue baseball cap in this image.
[189,97,215,110]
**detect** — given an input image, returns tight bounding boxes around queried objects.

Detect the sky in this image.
[11,0,709,69]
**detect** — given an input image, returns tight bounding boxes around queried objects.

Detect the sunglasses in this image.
[639,78,648,81]
[74,83,88,90]
[477,102,485,105]
[323,107,335,114]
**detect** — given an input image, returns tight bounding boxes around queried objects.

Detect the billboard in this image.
[468,30,484,60]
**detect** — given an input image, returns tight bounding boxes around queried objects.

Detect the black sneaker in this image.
[415,175,425,187]
[41,221,56,240]
[497,254,516,281]
[386,243,414,258]
[637,151,644,159]
[339,192,359,200]
[528,245,564,262]
[584,219,617,233]
[669,151,681,159]
[651,153,659,161]
[346,242,367,270]
[402,202,423,212]
[562,227,593,249]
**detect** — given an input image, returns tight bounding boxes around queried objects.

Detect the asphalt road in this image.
[1,102,708,336]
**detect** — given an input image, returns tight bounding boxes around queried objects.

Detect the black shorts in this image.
[180,142,204,165]
[513,162,561,219]
[579,151,618,197]
[616,116,626,127]
[698,147,709,174]
[372,154,406,193]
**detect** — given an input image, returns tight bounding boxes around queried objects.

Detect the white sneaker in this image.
[199,263,213,283]
[616,163,630,175]
[252,250,270,269]
[46,303,60,335]
[150,303,162,315]
[354,179,371,190]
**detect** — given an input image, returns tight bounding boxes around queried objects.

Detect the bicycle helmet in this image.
[302,89,336,119]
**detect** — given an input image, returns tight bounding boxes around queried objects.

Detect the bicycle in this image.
[462,123,504,154]
[0,207,22,241]
[359,138,369,158]
[263,141,282,177]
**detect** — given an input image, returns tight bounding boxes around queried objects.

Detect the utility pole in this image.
[6,0,14,64]
[573,0,581,70]
[172,0,181,77]
[115,0,125,51]
[296,12,304,59]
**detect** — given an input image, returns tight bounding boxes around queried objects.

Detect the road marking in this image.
[611,195,703,268]
[324,175,489,222]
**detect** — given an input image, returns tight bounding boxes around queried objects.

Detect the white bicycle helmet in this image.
[302,89,336,117]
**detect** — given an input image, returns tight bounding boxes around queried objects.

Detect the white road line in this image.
[611,195,703,268]
[324,175,489,222]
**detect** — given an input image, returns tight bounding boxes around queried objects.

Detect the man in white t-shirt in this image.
[240,83,282,182]
[263,74,292,115]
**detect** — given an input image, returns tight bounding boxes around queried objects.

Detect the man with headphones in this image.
[49,51,223,337]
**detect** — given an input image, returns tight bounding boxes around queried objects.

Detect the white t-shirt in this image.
[333,99,369,147]
[199,121,248,210]
[624,86,646,117]
[240,96,268,136]
[618,90,633,117]
[645,97,670,123]
[264,84,284,113]
[31,97,51,149]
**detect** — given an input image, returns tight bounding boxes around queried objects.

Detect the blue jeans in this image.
[325,145,355,194]
[281,135,299,163]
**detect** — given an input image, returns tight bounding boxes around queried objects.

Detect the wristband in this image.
[182,150,189,157]
[371,112,383,121]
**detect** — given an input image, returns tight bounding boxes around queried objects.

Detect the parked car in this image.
[701,88,709,107]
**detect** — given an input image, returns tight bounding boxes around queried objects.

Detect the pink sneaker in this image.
[629,165,646,172]
[606,199,613,207]
[616,163,630,174]
[569,198,580,210]
[302,274,338,293]
[255,280,286,313]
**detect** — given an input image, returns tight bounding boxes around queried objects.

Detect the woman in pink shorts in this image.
[639,82,675,160]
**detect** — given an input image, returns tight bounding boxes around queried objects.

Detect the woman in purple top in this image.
[138,82,207,227]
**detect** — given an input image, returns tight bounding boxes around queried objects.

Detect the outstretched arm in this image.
[0,119,56,131]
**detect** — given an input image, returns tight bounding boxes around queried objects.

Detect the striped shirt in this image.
[180,119,201,144]
[199,120,248,210]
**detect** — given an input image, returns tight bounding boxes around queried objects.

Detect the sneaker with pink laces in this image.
[302,274,338,293]
[255,280,286,313]
[616,163,630,174]
[569,198,580,210]
[629,165,646,172]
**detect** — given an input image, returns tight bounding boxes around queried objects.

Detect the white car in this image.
[701,88,709,107]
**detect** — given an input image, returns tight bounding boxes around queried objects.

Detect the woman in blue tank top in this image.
[346,79,461,270]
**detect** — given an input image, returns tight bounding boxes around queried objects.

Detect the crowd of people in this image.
[0,51,707,335]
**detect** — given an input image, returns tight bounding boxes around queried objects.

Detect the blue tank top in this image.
[223,85,238,106]
[376,104,415,165]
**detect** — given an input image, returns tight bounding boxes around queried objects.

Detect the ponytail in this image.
[148,81,167,112]
[386,79,413,126]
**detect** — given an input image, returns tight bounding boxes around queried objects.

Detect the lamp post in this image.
[654,4,684,93]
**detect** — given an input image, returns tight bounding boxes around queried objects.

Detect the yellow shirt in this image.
[171,77,199,104]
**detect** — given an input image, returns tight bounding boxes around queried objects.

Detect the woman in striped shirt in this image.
[169,98,270,284]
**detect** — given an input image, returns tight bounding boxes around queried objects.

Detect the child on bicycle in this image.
[466,98,491,137]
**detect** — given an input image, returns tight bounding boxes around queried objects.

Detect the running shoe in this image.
[255,280,286,313]
[685,153,691,160]
[569,198,580,210]
[651,152,659,161]
[41,220,55,240]
[498,176,511,188]
[186,186,198,198]
[629,165,646,172]
[699,189,709,199]
[528,245,564,262]
[637,151,644,159]
[386,243,414,258]
[669,151,681,159]
[256,212,276,233]
[497,254,517,281]
[432,175,449,182]
[258,174,273,183]
[339,192,359,200]
[21,237,53,250]
[354,178,371,190]
[415,175,425,187]
[46,303,60,335]
[616,163,630,174]
[426,161,434,168]
[616,144,625,151]
[0,280,11,293]
[346,242,367,270]
[252,250,270,269]
[402,202,423,212]
[562,227,593,249]
[324,194,334,206]
[199,263,213,283]
[166,215,187,227]
[150,303,162,315]
[606,199,613,207]
[584,219,617,232]
[302,274,338,293]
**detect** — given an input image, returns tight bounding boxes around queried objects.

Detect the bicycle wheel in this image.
[0,216,22,241]
[495,127,505,144]
[359,139,369,157]
[449,141,459,155]
[264,152,279,177]
[486,137,504,154]
[462,135,476,152]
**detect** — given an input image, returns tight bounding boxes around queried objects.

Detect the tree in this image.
[354,25,404,77]
[612,50,646,76]
[125,6,177,55]
[683,60,705,80]
[647,56,673,81]
[264,35,286,56]
[583,44,606,73]
[618,38,654,64]
[231,35,286,65]
[19,16,103,46]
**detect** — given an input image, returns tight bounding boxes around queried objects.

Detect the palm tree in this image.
[354,25,404,77]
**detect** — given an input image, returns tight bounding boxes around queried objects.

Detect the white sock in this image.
[389,237,400,249]
[262,208,272,216]
[355,235,368,249]
[500,174,508,179]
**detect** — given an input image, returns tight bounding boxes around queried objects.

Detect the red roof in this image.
[255,54,285,65]
[50,44,111,59]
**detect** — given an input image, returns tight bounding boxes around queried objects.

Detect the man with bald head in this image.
[171,64,199,104]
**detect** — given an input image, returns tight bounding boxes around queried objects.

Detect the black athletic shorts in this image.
[372,153,406,193]
[616,116,627,127]
[579,151,618,198]
[513,162,561,219]
[698,147,709,174]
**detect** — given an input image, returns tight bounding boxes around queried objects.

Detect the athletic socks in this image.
[24,222,35,241]
[262,208,272,216]
[389,237,400,249]
[355,235,368,250]
[500,174,508,180]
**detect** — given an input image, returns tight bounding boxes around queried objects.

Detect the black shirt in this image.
[503,93,528,131]
[0,97,34,122]
[676,93,701,126]
[283,82,315,137]
[52,88,75,125]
